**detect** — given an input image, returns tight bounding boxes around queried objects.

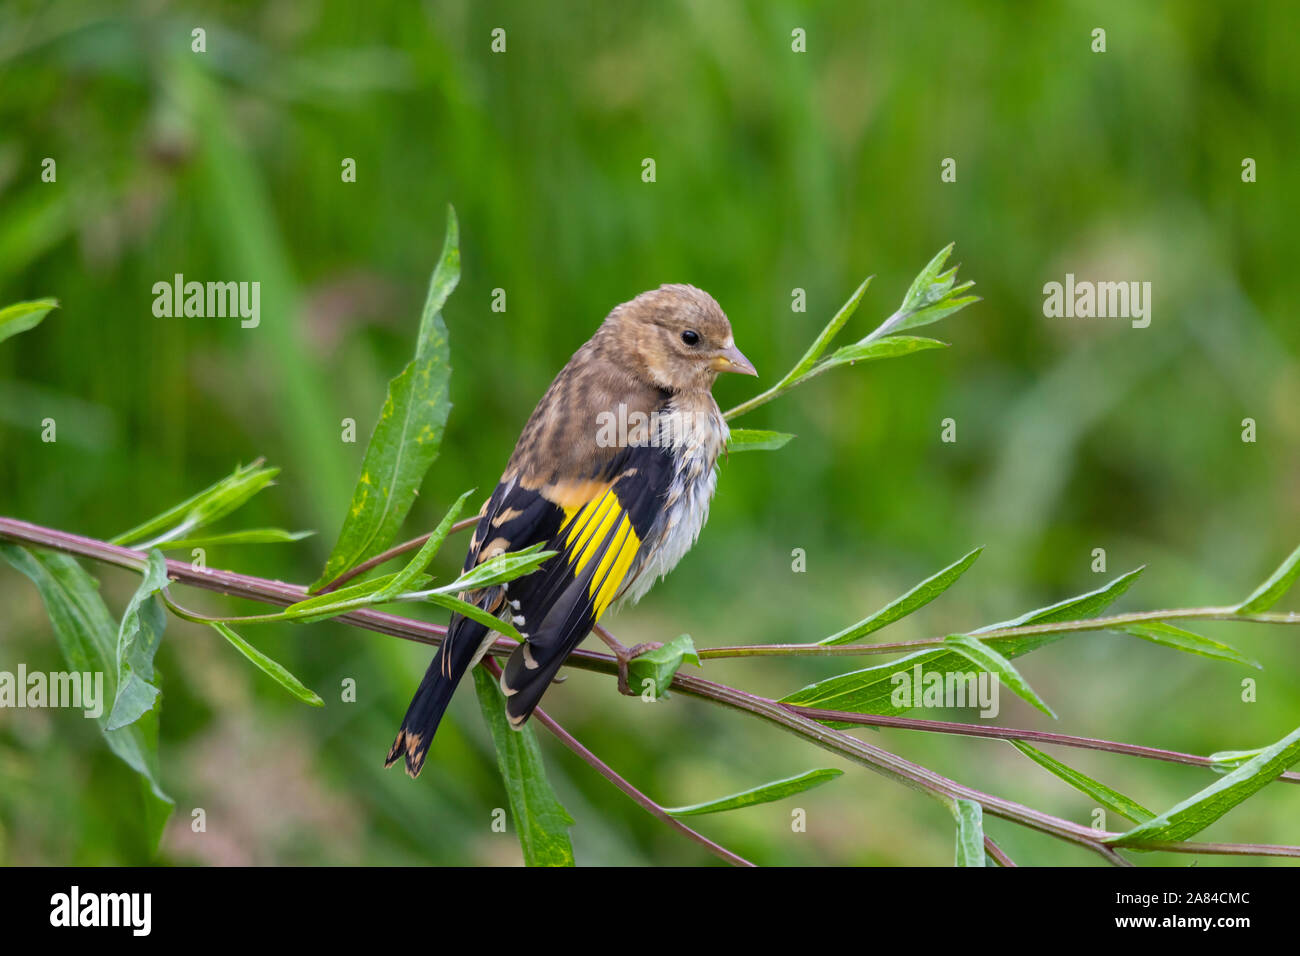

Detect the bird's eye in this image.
[681,329,700,346]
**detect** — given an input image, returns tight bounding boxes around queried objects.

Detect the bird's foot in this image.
[594,625,663,696]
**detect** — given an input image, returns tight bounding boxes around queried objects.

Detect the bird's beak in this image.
[712,343,758,377]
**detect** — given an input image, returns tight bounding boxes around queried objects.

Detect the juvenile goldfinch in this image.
[387,284,755,777]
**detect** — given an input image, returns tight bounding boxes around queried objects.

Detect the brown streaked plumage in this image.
[387,284,755,777]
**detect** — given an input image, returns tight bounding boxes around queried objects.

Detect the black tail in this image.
[386,617,487,777]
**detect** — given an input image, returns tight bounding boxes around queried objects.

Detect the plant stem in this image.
[722,277,879,421]
[654,665,1131,864]
[780,705,1300,785]
[983,836,1016,867]
[701,606,1300,660]
[723,380,794,422]
[2,514,1296,864]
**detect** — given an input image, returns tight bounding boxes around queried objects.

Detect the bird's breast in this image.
[619,395,728,606]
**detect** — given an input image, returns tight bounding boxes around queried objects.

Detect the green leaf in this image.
[944,633,1057,718]
[312,205,459,591]
[626,634,700,699]
[1207,748,1266,775]
[783,569,1144,719]
[949,798,985,867]
[900,244,957,315]
[284,572,431,621]
[893,245,981,333]
[974,566,1146,632]
[106,549,169,731]
[110,460,280,548]
[0,545,173,847]
[0,297,58,344]
[1120,622,1260,669]
[727,429,795,453]
[803,336,948,383]
[210,622,324,706]
[820,546,982,645]
[157,528,314,550]
[1236,543,1300,613]
[896,294,981,333]
[1009,741,1154,824]
[414,205,462,358]
[665,768,843,816]
[471,666,575,866]
[424,592,523,642]
[376,488,476,599]
[776,276,872,388]
[438,543,555,593]
[1109,724,1300,847]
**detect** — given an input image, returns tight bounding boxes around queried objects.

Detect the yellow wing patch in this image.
[560,490,643,619]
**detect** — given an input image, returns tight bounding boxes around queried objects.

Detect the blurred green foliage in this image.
[1,0,1298,865]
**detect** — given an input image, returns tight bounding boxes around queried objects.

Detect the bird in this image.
[386,283,756,777]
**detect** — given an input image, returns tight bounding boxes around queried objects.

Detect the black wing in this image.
[499,441,677,726]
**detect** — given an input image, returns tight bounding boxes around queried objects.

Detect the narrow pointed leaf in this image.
[974,567,1145,632]
[1236,543,1300,613]
[285,572,427,620]
[784,569,1143,719]
[1120,622,1260,669]
[664,768,843,816]
[0,297,58,344]
[414,205,461,356]
[438,543,554,593]
[424,592,523,642]
[727,429,796,453]
[211,622,323,706]
[626,633,700,700]
[312,206,458,590]
[378,488,476,599]
[945,633,1056,718]
[1010,741,1154,823]
[110,460,279,547]
[949,798,985,866]
[471,666,575,866]
[158,528,314,549]
[106,549,169,730]
[802,336,947,383]
[894,294,981,333]
[777,276,872,388]
[820,546,982,645]
[1109,724,1300,847]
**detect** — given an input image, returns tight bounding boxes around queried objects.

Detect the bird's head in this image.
[606,283,757,393]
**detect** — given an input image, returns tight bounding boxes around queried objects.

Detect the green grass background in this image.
[1,0,1297,865]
